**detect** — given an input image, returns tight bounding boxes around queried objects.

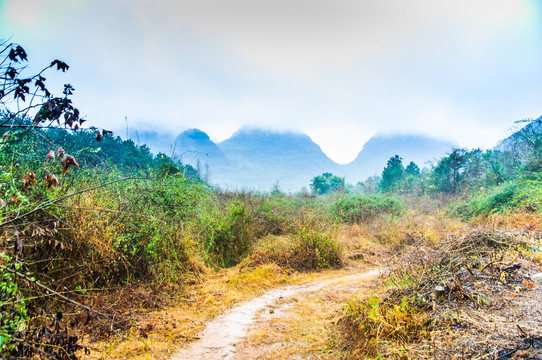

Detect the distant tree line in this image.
[310,117,542,197]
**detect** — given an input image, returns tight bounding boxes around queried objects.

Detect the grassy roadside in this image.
[3,120,541,359]
[81,264,362,359]
[85,212,464,360]
[78,215,409,359]
[335,213,542,359]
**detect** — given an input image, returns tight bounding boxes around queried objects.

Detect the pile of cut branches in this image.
[340,228,542,359]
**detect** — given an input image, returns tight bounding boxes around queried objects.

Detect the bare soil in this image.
[172,268,380,360]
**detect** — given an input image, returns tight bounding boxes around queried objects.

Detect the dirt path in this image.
[171,268,380,360]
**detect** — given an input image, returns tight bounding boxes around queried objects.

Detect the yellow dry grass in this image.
[79,264,348,359]
[79,213,466,360]
[234,266,380,359]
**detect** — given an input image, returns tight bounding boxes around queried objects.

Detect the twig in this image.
[0,175,153,227]
[54,204,166,222]
[0,264,112,321]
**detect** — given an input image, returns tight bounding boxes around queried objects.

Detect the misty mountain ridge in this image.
[495,118,542,152]
[344,133,455,181]
[166,127,455,191]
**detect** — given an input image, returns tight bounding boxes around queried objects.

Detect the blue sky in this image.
[1,0,541,163]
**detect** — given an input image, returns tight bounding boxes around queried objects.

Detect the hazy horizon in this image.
[1,0,541,163]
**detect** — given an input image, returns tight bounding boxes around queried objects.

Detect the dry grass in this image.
[469,211,542,231]
[73,211,475,359]
[338,226,542,359]
[78,264,346,359]
[234,266,380,360]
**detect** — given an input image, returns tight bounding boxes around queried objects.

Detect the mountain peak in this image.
[178,128,211,141]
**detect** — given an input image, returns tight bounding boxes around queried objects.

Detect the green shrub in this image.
[293,224,343,269]
[330,194,405,223]
[450,179,542,219]
[0,255,29,355]
[514,178,542,212]
[243,215,344,271]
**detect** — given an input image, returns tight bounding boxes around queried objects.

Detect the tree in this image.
[405,161,420,176]
[516,117,542,173]
[379,155,404,191]
[0,40,92,358]
[431,148,467,193]
[0,40,84,132]
[310,172,345,195]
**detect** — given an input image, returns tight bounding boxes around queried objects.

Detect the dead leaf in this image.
[14,230,23,256]
[56,147,65,158]
[23,171,36,190]
[44,174,59,189]
[2,132,9,141]
[61,153,79,174]
[45,150,55,164]
[33,112,41,125]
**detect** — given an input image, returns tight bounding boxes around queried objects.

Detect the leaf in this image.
[5,66,17,80]
[14,88,26,101]
[47,99,57,111]
[2,132,9,141]
[14,230,23,256]
[61,153,80,174]
[33,112,42,125]
[44,174,58,189]
[56,147,65,158]
[51,60,69,72]
[23,171,36,190]
[45,150,55,165]
[8,48,17,61]
[35,76,47,91]
[13,45,27,62]
[63,83,74,96]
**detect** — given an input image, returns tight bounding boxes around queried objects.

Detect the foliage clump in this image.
[330,194,405,223]
[310,172,345,195]
[241,214,344,271]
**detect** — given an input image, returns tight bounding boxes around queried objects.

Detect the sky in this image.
[1,0,541,164]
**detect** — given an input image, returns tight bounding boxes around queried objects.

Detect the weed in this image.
[341,296,430,357]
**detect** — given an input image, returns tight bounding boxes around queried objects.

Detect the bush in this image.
[330,194,405,224]
[242,215,344,271]
[341,296,430,357]
[0,255,29,354]
[450,179,542,220]
[293,223,343,269]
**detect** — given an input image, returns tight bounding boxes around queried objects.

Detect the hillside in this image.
[495,117,542,152]
[342,133,455,181]
[172,128,229,176]
[217,128,339,190]
[168,128,455,190]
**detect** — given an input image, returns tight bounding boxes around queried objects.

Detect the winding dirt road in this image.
[172,268,380,360]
